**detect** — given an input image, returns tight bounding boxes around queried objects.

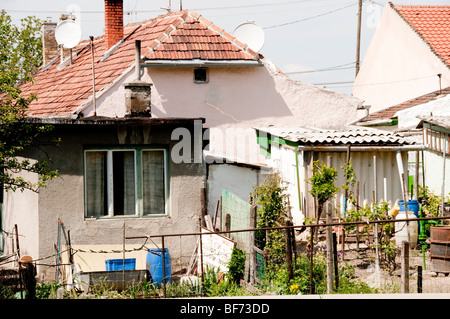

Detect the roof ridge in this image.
[189,10,260,60]
[389,2,450,69]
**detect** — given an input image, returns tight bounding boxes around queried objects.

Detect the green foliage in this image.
[203,266,252,297]
[252,173,289,273]
[344,201,398,273]
[0,10,59,192]
[0,10,43,85]
[308,160,339,205]
[227,248,246,284]
[36,281,62,299]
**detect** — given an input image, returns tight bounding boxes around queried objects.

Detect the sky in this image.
[3,0,449,95]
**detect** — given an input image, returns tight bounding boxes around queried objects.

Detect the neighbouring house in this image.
[417,116,450,197]
[353,3,450,113]
[1,116,206,282]
[255,125,421,226]
[355,87,450,198]
[1,0,367,281]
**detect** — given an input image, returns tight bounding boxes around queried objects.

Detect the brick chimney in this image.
[41,21,58,65]
[104,0,124,49]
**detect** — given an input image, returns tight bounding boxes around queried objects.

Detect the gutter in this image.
[295,145,426,152]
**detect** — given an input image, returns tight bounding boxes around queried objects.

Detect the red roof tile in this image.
[361,86,450,122]
[393,4,450,67]
[20,10,261,118]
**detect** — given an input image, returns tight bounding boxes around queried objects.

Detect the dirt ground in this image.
[341,242,450,294]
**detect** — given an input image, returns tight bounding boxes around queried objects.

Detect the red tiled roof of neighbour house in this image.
[392,3,450,67]
[359,86,450,123]
[20,10,261,118]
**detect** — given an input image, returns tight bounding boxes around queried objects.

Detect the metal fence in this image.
[2,216,449,298]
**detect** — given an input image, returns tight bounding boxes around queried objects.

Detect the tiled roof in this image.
[20,10,261,118]
[359,86,450,123]
[256,126,413,146]
[392,4,450,67]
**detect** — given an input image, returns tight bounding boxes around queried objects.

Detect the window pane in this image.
[85,151,107,217]
[142,150,166,215]
[113,151,136,215]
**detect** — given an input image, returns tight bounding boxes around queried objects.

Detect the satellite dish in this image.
[232,21,265,52]
[55,20,82,49]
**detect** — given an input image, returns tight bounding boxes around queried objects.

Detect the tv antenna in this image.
[232,21,265,53]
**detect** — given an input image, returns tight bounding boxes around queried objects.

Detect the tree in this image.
[0,10,58,192]
[308,160,338,238]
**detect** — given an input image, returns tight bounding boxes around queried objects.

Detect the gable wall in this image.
[353,4,450,113]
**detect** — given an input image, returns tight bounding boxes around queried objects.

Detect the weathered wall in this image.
[3,122,205,281]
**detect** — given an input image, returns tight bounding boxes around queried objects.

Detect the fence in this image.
[2,215,449,298]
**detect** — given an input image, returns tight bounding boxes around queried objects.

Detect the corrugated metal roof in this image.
[417,116,450,130]
[256,126,414,146]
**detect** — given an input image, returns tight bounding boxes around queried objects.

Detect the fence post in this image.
[285,219,293,281]
[401,240,409,293]
[162,236,166,298]
[309,227,314,294]
[332,232,339,291]
[417,265,422,293]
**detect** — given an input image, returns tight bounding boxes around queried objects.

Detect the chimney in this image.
[41,21,58,65]
[104,0,124,49]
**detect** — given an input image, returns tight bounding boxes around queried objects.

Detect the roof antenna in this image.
[162,0,172,13]
[180,0,183,11]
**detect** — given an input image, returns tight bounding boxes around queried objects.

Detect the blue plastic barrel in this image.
[146,248,171,286]
[399,200,420,231]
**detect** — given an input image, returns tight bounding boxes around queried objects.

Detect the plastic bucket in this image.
[399,200,420,232]
[395,212,418,247]
[146,248,171,286]
[105,258,136,271]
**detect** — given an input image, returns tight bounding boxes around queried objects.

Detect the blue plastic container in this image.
[146,248,171,286]
[105,258,136,271]
[399,200,420,232]
[399,200,420,217]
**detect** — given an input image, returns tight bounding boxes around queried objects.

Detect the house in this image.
[255,125,421,225]
[353,3,450,113]
[417,116,450,197]
[2,0,367,281]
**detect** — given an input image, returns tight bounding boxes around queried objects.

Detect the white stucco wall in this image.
[82,58,364,164]
[423,150,450,197]
[353,4,450,113]
[3,166,39,259]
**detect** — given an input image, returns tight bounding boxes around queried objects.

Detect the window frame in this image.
[84,146,169,219]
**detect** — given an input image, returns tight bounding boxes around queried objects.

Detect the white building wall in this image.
[82,58,364,164]
[353,4,450,113]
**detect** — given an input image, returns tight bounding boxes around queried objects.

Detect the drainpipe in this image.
[441,137,446,216]
[295,146,302,212]
[396,151,411,244]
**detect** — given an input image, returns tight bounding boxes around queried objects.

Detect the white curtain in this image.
[85,151,107,217]
[142,150,165,214]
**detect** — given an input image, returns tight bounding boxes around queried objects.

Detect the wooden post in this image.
[417,265,422,293]
[249,205,257,284]
[356,181,360,251]
[309,227,314,294]
[401,241,410,293]
[326,156,333,293]
[332,232,339,291]
[285,219,293,281]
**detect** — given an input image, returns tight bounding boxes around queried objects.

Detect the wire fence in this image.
[2,215,449,298]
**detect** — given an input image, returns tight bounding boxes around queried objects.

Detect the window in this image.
[84,148,168,218]
[194,68,208,83]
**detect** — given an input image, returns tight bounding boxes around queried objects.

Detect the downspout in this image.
[295,146,302,212]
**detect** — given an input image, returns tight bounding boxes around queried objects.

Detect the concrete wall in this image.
[423,150,450,197]
[3,121,205,281]
[81,58,364,164]
[353,4,450,113]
